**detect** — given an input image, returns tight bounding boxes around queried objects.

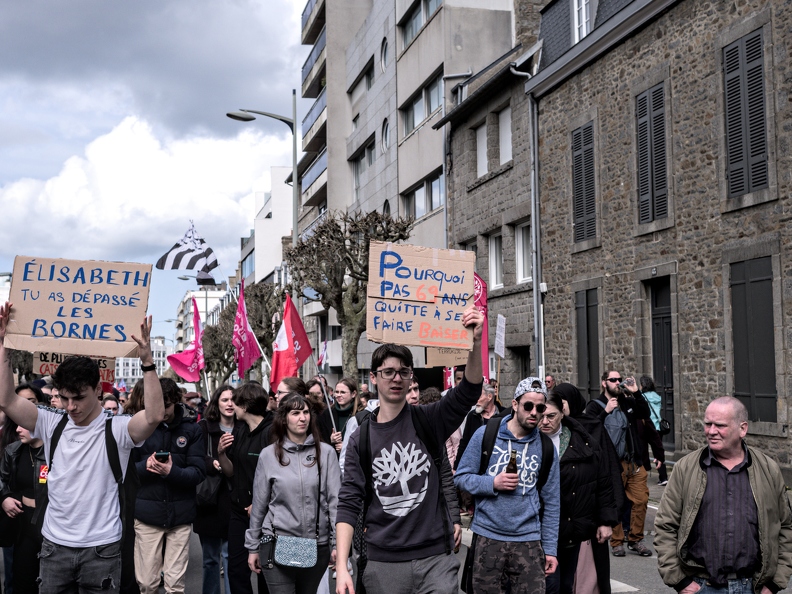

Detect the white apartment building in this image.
[115,336,172,390]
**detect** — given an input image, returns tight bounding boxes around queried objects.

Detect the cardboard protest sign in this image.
[5,256,152,358]
[366,241,476,350]
[426,347,469,368]
[34,352,116,383]
[494,314,506,358]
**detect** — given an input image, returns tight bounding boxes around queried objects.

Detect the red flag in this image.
[270,295,312,388]
[443,367,455,390]
[474,273,490,382]
[233,280,263,378]
[167,297,206,382]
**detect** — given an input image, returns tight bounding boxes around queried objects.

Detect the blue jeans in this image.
[37,538,122,594]
[199,534,230,594]
[692,577,754,593]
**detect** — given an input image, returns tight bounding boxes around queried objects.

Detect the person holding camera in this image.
[584,370,655,558]
[133,378,206,594]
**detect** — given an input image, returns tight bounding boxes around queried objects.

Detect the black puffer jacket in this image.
[134,404,206,528]
[557,416,619,547]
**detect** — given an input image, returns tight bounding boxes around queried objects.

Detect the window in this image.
[365,65,375,90]
[383,200,390,216]
[515,222,531,283]
[572,121,596,242]
[380,38,389,72]
[573,0,591,43]
[426,76,442,114]
[353,142,375,200]
[404,172,444,219]
[403,4,423,46]
[429,174,444,210]
[731,256,776,421]
[382,119,390,151]
[404,93,425,135]
[352,115,359,131]
[723,29,768,198]
[241,251,255,279]
[476,123,488,177]
[636,83,668,223]
[575,288,599,400]
[426,0,441,15]
[489,234,503,288]
[499,107,512,164]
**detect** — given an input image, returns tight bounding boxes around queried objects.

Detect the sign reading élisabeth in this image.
[5,256,152,358]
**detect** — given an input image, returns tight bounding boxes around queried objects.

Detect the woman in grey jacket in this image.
[246,393,340,594]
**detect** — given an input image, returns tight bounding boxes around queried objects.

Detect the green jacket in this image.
[655,444,792,593]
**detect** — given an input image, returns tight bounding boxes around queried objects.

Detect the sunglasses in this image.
[521,401,547,414]
[606,377,623,383]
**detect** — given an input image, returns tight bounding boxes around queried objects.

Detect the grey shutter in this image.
[724,29,767,198]
[636,91,652,223]
[730,257,776,421]
[572,122,596,242]
[650,85,668,219]
[637,84,667,224]
[575,289,600,401]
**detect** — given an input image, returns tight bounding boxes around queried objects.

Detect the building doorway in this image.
[650,277,674,450]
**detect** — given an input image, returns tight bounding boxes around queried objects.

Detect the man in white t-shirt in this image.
[0,302,165,593]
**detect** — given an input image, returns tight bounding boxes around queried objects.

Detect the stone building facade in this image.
[440,0,792,465]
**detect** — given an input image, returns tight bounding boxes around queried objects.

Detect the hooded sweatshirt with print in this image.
[454,414,560,556]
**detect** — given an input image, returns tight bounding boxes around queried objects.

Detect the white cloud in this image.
[0,116,292,271]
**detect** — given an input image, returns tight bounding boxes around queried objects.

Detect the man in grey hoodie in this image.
[454,377,560,594]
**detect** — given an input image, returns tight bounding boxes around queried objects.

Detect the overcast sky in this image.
[0,0,306,338]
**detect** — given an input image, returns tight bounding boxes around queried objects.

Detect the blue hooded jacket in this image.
[454,414,560,555]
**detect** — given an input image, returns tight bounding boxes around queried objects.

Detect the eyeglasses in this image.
[606,377,623,383]
[521,401,547,414]
[541,412,560,422]
[374,368,413,380]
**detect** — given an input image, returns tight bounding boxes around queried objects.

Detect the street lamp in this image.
[227,89,299,252]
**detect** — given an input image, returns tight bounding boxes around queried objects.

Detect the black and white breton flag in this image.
[156,223,219,273]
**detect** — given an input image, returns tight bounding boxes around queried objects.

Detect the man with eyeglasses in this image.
[335,307,484,594]
[585,369,653,557]
[454,377,560,594]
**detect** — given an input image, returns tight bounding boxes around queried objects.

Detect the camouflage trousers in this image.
[472,536,546,594]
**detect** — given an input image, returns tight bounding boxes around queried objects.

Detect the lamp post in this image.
[227,90,299,253]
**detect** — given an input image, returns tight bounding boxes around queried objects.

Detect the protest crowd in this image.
[1,248,791,594]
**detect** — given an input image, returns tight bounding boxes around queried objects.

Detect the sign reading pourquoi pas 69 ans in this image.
[5,256,152,358]
[366,241,476,351]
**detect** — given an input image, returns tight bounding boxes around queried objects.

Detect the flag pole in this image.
[201,370,211,401]
[310,352,336,432]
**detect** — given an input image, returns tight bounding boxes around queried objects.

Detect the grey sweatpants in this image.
[363,553,460,594]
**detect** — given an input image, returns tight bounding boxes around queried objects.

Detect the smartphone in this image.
[154,451,170,463]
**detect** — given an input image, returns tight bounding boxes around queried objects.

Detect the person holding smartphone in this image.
[132,378,206,594]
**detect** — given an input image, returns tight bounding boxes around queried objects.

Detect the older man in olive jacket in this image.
[655,397,792,594]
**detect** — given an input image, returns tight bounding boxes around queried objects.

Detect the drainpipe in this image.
[510,65,545,377]
[528,93,545,379]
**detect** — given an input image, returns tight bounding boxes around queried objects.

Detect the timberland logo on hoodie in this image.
[373,441,431,517]
[488,446,540,494]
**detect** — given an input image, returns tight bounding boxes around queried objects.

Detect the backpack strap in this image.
[359,416,374,514]
[536,431,554,492]
[410,406,452,555]
[478,415,503,475]
[35,413,71,535]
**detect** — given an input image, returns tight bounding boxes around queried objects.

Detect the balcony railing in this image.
[301,210,328,240]
[301,0,318,29]
[301,27,326,86]
[301,148,327,191]
[302,87,327,137]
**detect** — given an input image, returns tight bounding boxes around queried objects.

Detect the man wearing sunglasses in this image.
[585,369,654,557]
[335,306,484,594]
[454,377,560,594]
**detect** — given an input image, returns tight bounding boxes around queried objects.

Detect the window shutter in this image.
[572,122,596,242]
[724,29,767,198]
[636,91,652,224]
[744,31,768,191]
[650,84,668,219]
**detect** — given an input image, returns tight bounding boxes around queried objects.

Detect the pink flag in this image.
[317,340,328,367]
[443,367,455,390]
[233,280,263,378]
[270,295,312,389]
[167,296,206,382]
[474,273,490,382]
